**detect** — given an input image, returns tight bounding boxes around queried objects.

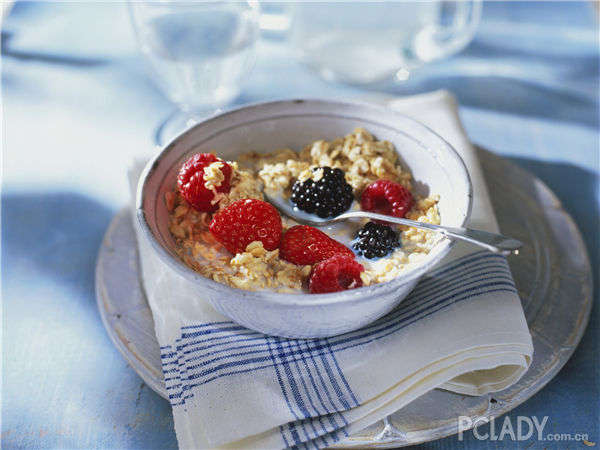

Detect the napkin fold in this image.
[131,90,533,449]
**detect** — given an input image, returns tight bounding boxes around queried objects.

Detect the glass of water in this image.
[128,1,260,146]
[290,1,481,85]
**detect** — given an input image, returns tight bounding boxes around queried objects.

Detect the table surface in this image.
[2,1,598,449]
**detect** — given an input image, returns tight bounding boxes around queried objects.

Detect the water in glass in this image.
[132,3,259,111]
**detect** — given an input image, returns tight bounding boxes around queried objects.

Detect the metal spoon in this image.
[263,191,522,256]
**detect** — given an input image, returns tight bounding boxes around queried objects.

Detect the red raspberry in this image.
[360,180,414,218]
[177,153,232,212]
[209,199,282,254]
[309,254,364,294]
[280,225,354,266]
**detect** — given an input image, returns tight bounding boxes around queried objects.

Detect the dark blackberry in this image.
[290,167,354,218]
[353,222,401,259]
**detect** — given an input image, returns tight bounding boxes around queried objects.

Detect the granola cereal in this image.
[167,128,441,293]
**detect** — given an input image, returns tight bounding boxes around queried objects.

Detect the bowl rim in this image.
[136,98,473,306]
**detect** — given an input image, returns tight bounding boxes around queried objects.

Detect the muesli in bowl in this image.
[166,128,441,294]
[136,99,471,337]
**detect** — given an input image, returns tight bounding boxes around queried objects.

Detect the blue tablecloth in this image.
[2,1,598,448]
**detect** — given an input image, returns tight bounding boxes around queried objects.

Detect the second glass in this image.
[290,1,481,85]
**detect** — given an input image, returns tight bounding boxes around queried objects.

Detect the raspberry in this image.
[309,254,364,294]
[209,199,282,254]
[177,153,232,212]
[280,225,354,266]
[353,221,401,259]
[291,167,354,218]
[360,180,414,218]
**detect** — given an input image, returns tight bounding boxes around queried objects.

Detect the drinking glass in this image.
[290,1,481,85]
[128,1,260,146]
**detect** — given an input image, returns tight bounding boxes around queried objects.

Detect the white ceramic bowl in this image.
[136,99,472,338]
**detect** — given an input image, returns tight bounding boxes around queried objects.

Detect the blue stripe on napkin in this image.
[160,252,517,448]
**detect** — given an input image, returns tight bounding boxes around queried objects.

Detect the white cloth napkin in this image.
[130,90,533,449]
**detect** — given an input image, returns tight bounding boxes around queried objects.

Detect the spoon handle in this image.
[337,211,522,256]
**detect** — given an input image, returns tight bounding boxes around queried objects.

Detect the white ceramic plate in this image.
[96,148,592,447]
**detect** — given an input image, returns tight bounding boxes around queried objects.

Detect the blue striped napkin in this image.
[132,91,533,449]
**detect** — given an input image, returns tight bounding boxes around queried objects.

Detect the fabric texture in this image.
[131,90,533,449]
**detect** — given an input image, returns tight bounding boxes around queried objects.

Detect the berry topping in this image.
[209,199,282,254]
[360,180,414,218]
[291,167,354,218]
[177,153,232,212]
[280,225,354,266]
[309,254,364,294]
[353,221,401,259]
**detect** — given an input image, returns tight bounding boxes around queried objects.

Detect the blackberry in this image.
[291,167,354,218]
[353,222,401,259]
